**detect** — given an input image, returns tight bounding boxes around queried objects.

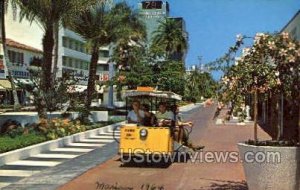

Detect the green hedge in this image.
[0,134,47,153]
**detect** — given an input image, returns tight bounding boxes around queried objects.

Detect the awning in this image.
[67,85,87,93]
[67,84,104,93]
[0,79,12,89]
[124,90,182,100]
[15,78,33,85]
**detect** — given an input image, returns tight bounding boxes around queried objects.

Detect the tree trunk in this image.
[254,90,258,142]
[52,22,59,81]
[85,42,99,110]
[36,23,55,119]
[0,0,20,111]
[42,23,54,93]
[276,93,282,141]
[298,87,300,143]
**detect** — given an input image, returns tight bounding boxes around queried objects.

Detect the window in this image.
[62,37,68,48]
[85,62,89,70]
[68,57,73,67]
[75,60,80,68]
[8,50,24,65]
[98,64,109,71]
[99,50,109,58]
[62,37,87,53]
[80,44,84,53]
[62,56,67,66]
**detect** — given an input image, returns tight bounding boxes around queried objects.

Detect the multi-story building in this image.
[138,0,169,43]
[59,28,90,84]
[3,3,111,86]
[1,3,116,105]
[168,17,188,62]
[138,1,188,63]
[281,10,300,40]
[2,39,43,79]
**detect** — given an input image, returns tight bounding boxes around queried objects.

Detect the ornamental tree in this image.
[218,32,300,142]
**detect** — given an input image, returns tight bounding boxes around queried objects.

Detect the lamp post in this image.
[108,44,115,108]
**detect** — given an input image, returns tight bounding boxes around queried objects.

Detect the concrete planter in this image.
[89,111,108,122]
[114,101,126,108]
[0,121,125,166]
[0,111,109,127]
[238,143,300,190]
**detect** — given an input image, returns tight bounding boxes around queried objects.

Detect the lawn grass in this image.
[0,133,47,153]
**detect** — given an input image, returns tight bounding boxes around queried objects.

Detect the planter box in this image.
[89,111,108,122]
[238,143,300,190]
[114,101,126,108]
[0,111,108,127]
[0,121,125,166]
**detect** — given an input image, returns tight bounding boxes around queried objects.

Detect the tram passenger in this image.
[141,104,157,126]
[172,105,205,151]
[127,100,144,124]
[155,102,175,127]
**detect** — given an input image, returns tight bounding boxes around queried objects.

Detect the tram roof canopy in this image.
[124,87,182,101]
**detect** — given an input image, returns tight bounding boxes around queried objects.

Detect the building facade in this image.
[3,3,114,86]
[138,0,169,43]
[58,28,90,84]
[1,39,43,79]
[281,10,300,40]
[1,3,116,105]
[138,1,188,63]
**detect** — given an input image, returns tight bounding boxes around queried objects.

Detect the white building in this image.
[58,28,91,84]
[281,10,300,40]
[1,39,43,79]
[4,3,112,85]
[2,3,118,105]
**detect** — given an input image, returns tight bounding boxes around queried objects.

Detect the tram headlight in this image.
[140,129,148,138]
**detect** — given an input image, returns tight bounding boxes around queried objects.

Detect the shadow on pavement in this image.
[197,179,248,190]
[115,151,197,168]
[117,159,172,169]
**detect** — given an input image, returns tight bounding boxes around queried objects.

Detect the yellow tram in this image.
[118,87,182,163]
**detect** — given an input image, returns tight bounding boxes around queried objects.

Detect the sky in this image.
[124,0,300,79]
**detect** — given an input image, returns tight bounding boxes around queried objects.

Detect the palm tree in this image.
[7,0,99,118]
[70,1,146,110]
[0,0,20,110]
[151,18,188,60]
[17,0,98,93]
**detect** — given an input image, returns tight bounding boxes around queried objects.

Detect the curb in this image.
[0,121,125,167]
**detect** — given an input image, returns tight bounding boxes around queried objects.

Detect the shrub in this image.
[37,118,86,140]
[0,134,46,153]
[0,120,25,138]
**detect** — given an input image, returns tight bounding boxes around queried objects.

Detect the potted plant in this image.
[218,32,300,190]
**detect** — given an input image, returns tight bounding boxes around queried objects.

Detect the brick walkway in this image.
[58,105,271,190]
[184,106,271,189]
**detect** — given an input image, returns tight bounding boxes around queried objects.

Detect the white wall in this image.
[6,47,42,79]
[282,12,300,41]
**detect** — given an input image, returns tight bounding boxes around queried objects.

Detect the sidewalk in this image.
[57,104,272,190]
[181,105,272,190]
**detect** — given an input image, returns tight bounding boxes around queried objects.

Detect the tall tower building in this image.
[138,0,169,43]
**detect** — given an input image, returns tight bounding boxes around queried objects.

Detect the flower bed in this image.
[0,118,124,154]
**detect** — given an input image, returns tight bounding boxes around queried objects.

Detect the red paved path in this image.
[58,105,270,190]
